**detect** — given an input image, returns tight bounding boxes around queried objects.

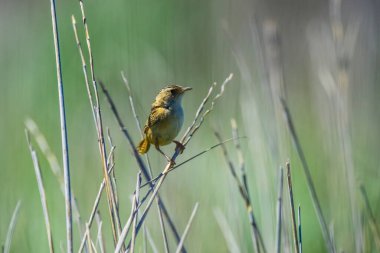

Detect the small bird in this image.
[137,85,192,162]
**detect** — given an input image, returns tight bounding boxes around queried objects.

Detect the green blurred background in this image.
[1,0,379,252]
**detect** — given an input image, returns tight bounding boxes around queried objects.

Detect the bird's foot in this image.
[173,140,185,154]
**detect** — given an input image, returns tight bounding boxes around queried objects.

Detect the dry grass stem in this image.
[3,201,21,253]
[78,163,116,253]
[72,2,122,246]
[25,119,85,244]
[280,98,335,253]
[130,173,142,253]
[48,0,73,250]
[26,131,55,253]
[214,131,265,253]
[175,203,199,253]
[286,162,299,253]
[113,173,141,253]
[276,167,284,253]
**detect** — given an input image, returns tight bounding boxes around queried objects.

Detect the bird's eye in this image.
[170,89,176,95]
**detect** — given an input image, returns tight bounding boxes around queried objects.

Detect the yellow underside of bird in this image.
[137,107,183,154]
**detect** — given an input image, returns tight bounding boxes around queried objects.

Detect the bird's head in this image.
[154,85,192,108]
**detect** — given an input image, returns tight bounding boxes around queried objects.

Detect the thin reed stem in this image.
[130,173,142,253]
[214,131,265,253]
[25,119,86,250]
[286,162,299,253]
[78,163,116,253]
[175,203,199,253]
[72,4,122,247]
[280,97,335,253]
[114,173,141,253]
[298,205,302,253]
[26,131,55,253]
[48,0,72,251]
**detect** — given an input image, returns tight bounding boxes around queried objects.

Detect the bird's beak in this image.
[182,87,192,92]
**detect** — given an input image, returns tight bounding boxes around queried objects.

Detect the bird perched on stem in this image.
[137,85,192,163]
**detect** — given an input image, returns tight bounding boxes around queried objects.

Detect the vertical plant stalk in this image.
[48,0,72,251]
[114,173,141,253]
[360,185,380,251]
[298,205,302,253]
[3,201,21,253]
[286,162,299,253]
[280,98,335,253]
[71,10,122,248]
[26,132,55,253]
[214,131,265,253]
[275,167,284,253]
[175,203,199,253]
[130,173,142,253]
[25,119,86,251]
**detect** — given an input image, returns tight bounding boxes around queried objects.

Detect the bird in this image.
[137,85,192,163]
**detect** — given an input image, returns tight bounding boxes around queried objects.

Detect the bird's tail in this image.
[137,137,150,154]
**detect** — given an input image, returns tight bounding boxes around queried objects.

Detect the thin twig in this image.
[276,167,284,253]
[26,131,55,253]
[286,162,299,253]
[3,201,21,253]
[175,203,199,253]
[139,137,244,189]
[280,97,335,253]
[48,0,72,251]
[107,129,119,209]
[360,185,380,251]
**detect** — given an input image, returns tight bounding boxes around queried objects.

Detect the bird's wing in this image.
[143,106,169,134]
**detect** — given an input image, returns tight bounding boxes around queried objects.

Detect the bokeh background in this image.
[1,0,379,252]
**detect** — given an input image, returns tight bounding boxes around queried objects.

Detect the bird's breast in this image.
[148,106,184,146]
